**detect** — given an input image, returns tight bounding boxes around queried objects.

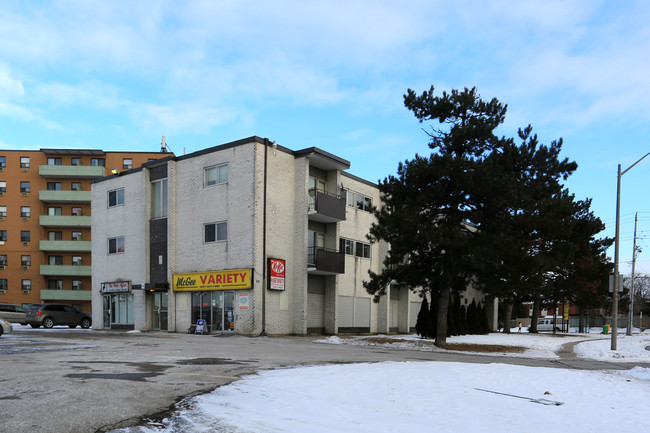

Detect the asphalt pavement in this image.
[0,328,645,433]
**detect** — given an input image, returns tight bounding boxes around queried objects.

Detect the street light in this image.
[613,151,650,350]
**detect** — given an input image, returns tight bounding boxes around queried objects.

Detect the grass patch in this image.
[357,337,527,353]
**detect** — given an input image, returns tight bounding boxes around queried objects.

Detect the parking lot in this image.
[1,327,642,433]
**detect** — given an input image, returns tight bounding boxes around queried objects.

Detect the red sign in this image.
[269,258,286,291]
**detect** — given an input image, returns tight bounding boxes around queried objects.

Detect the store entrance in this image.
[102,293,134,329]
[151,292,168,331]
[192,291,235,334]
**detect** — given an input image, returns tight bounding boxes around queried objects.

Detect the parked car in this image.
[0,317,13,336]
[532,318,561,332]
[0,303,27,325]
[25,303,91,329]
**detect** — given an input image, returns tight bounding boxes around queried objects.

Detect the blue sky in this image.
[1,1,650,274]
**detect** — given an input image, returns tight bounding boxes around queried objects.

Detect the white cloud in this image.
[0,67,25,99]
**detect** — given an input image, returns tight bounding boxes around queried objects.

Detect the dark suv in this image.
[25,303,91,329]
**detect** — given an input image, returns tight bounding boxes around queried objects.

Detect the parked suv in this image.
[0,303,27,325]
[25,303,91,329]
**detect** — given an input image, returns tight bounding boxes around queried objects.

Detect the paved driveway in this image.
[0,329,645,433]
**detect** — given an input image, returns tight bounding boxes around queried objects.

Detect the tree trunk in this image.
[502,301,513,334]
[435,286,450,347]
[529,294,541,333]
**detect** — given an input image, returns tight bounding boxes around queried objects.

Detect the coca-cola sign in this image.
[268,258,286,291]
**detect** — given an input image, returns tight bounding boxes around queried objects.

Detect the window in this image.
[205,222,227,242]
[108,188,125,207]
[48,231,62,240]
[72,256,83,266]
[339,238,355,255]
[71,207,82,216]
[20,181,30,193]
[345,190,372,212]
[0,206,6,218]
[21,255,30,266]
[71,158,82,166]
[20,156,29,168]
[0,181,5,193]
[0,279,7,291]
[47,182,62,191]
[48,280,63,290]
[47,157,62,165]
[151,179,168,218]
[0,156,5,169]
[0,255,6,266]
[49,256,63,265]
[204,163,228,186]
[72,280,83,290]
[20,206,30,218]
[123,158,133,169]
[0,230,6,241]
[71,182,82,191]
[91,158,105,167]
[22,280,31,291]
[355,241,371,259]
[21,231,30,243]
[72,231,82,241]
[48,207,62,216]
[108,236,125,254]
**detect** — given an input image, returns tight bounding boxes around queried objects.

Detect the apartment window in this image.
[345,190,372,212]
[71,158,82,166]
[151,179,168,219]
[48,207,62,216]
[20,206,30,218]
[123,158,132,169]
[49,256,63,265]
[339,238,355,256]
[72,231,82,241]
[71,207,82,216]
[72,256,83,266]
[0,181,5,193]
[72,280,83,290]
[22,280,31,291]
[108,188,124,207]
[20,181,30,193]
[108,236,125,254]
[0,206,6,218]
[48,231,62,240]
[48,280,63,290]
[0,255,6,266]
[0,230,6,241]
[21,255,31,266]
[205,222,227,243]
[20,156,30,168]
[0,156,5,169]
[204,163,228,186]
[47,157,62,165]
[0,279,7,291]
[21,231,30,243]
[91,158,105,167]
[355,241,371,259]
[47,182,62,191]
[71,182,82,191]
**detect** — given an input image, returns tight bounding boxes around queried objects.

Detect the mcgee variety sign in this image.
[173,269,252,291]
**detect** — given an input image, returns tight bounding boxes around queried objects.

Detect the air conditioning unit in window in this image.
[0,265,5,269]
[23,290,30,294]
[22,266,29,270]
[21,168,28,172]
[0,192,4,196]
[22,192,28,196]
[0,216,4,220]
[22,217,28,221]
[22,241,28,246]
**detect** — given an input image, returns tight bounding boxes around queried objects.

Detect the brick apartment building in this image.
[0,148,170,314]
[90,136,493,335]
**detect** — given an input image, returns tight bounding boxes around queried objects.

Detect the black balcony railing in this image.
[307,246,345,274]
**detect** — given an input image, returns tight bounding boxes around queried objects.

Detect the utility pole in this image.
[627,213,639,336]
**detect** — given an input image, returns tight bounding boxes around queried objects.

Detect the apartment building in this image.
[0,148,170,314]
[90,136,426,334]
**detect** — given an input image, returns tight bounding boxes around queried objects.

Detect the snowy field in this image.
[112,330,650,433]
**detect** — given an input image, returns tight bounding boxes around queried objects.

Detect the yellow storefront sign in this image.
[173,269,252,291]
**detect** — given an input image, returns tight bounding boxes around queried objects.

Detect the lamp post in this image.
[613,152,650,350]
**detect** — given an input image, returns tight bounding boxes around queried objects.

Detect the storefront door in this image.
[152,292,168,331]
[191,291,235,334]
[102,293,134,329]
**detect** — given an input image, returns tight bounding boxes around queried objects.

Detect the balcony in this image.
[40,215,91,228]
[39,164,105,179]
[308,190,346,223]
[40,264,91,277]
[307,247,345,275]
[40,240,91,252]
[39,190,91,203]
[40,289,92,301]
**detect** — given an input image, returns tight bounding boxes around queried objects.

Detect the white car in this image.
[534,318,561,332]
[0,317,13,337]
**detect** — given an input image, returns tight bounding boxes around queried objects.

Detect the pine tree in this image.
[415,297,434,338]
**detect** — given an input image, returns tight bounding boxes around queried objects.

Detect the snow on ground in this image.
[112,330,650,433]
